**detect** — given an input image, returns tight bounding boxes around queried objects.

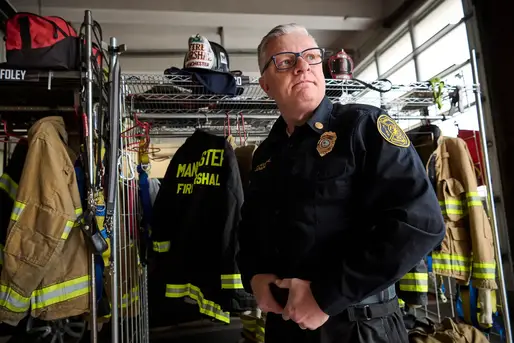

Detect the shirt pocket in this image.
[441,178,466,221]
[314,156,352,201]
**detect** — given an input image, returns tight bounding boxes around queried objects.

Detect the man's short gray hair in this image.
[257,23,315,74]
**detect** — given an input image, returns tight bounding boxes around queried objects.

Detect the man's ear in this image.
[259,76,271,95]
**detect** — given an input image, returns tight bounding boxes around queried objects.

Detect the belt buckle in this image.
[362,305,372,321]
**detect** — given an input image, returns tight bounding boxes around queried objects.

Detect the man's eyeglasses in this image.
[262,47,325,73]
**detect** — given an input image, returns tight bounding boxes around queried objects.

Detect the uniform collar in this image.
[269,96,333,140]
[305,96,333,134]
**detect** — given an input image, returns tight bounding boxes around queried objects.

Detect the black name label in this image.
[0,69,27,81]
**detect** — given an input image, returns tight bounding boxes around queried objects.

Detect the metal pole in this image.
[108,36,121,343]
[84,10,98,343]
[471,49,512,342]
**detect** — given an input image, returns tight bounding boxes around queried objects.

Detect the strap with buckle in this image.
[344,297,399,322]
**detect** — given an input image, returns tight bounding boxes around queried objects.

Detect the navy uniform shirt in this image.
[237,97,445,316]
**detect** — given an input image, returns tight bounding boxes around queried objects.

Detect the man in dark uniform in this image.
[236,23,446,343]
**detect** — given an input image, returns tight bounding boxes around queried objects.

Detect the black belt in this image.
[357,285,396,305]
[342,286,399,322]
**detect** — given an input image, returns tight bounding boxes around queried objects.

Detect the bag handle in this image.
[13,12,72,38]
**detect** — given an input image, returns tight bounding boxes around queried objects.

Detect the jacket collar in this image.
[28,116,68,144]
[269,96,333,140]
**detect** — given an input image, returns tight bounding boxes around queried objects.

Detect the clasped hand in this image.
[250,275,329,330]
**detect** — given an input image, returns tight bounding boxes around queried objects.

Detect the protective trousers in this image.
[264,299,408,343]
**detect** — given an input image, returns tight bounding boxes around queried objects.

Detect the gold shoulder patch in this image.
[377,114,410,148]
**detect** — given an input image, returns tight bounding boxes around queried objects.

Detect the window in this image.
[414,0,465,47]
[387,60,417,84]
[378,33,413,75]
[355,60,378,81]
[417,23,470,80]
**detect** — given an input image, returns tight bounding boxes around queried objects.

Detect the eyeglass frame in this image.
[261,47,326,73]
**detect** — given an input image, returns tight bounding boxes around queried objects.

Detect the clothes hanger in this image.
[0,120,28,143]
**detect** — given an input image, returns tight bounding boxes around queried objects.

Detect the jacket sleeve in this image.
[236,145,274,293]
[0,137,78,322]
[310,110,446,316]
[457,139,497,289]
[150,158,177,254]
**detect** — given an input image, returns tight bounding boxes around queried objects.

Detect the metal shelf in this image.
[121,73,475,136]
[123,74,472,115]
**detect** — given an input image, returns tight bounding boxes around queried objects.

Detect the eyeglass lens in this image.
[274,48,323,70]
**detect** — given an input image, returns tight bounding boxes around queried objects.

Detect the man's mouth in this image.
[294,80,314,87]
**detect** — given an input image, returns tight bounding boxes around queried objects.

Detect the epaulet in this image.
[329,103,381,132]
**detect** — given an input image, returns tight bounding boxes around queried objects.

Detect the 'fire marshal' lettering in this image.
[176,149,224,195]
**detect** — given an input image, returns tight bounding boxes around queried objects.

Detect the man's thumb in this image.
[275,279,290,288]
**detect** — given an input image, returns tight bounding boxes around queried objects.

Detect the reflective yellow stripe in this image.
[61,221,74,239]
[221,274,244,289]
[0,173,18,200]
[472,262,496,280]
[439,193,483,216]
[466,192,483,207]
[399,272,428,292]
[10,201,26,222]
[432,253,471,273]
[256,315,266,343]
[121,286,140,309]
[165,283,230,323]
[439,199,465,215]
[31,275,90,310]
[61,208,84,239]
[0,284,31,313]
[398,298,405,308]
[153,241,170,252]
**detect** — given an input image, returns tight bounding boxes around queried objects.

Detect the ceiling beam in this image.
[26,0,383,18]
[22,7,375,31]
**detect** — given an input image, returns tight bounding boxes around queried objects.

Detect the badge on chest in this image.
[317,132,337,157]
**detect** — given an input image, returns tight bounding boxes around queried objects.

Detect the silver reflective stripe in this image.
[399,276,428,292]
[165,284,230,323]
[121,287,140,308]
[0,174,17,200]
[0,285,31,313]
[221,274,243,289]
[31,277,90,310]
[61,221,74,239]
[10,202,26,222]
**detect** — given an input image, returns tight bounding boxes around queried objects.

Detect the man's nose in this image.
[294,57,311,74]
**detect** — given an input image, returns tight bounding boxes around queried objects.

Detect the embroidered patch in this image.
[254,158,271,171]
[317,132,337,157]
[377,114,410,148]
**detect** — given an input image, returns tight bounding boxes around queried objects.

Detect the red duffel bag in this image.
[4,12,80,70]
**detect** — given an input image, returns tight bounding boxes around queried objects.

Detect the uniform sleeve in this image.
[150,159,177,254]
[0,138,78,322]
[310,111,445,316]
[236,147,274,293]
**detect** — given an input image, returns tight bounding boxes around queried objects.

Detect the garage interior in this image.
[1,0,514,342]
